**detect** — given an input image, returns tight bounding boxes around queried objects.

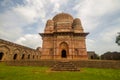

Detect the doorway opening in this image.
[0,52,4,60]
[28,54,30,59]
[21,54,25,59]
[91,56,93,59]
[13,54,17,60]
[61,50,67,58]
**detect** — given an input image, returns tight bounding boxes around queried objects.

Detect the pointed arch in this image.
[21,50,28,60]
[0,45,10,54]
[0,45,10,61]
[21,54,25,59]
[0,52,4,60]
[61,49,67,58]
[59,42,69,58]
[13,49,21,60]
[28,54,30,59]
[13,49,21,54]
[13,54,17,60]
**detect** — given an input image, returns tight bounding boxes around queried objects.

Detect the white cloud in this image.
[50,0,69,13]
[86,38,95,50]
[52,3,60,13]
[13,6,38,23]
[13,0,47,23]
[0,11,24,40]
[16,34,42,49]
[74,0,120,17]
[86,26,120,55]
[0,0,47,41]
[73,0,120,31]
[100,27,120,43]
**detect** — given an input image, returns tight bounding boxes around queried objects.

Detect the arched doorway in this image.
[61,50,67,58]
[59,42,69,58]
[13,54,17,60]
[0,52,4,60]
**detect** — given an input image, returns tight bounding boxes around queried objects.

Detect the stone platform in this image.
[4,60,120,69]
[51,61,80,71]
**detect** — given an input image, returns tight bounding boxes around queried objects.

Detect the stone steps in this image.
[51,61,80,71]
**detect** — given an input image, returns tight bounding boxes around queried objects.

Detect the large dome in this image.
[53,13,73,23]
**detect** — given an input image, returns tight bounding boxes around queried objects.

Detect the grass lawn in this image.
[0,62,120,80]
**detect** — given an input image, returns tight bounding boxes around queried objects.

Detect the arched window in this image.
[0,52,4,60]
[28,54,30,59]
[21,54,25,59]
[13,54,17,60]
[33,55,34,59]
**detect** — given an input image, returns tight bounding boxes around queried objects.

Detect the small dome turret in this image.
[73,18,81,26]
[46,20,54,27]
[72,18,83,32]
[44,20,54,33]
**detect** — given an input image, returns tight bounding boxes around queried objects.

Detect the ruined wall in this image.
[101,52,120,60]
[5,60,120,69]
[0,39,41,61]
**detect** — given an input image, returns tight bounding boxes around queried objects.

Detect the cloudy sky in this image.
[0,0,120,55]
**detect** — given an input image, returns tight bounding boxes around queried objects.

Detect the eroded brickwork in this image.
[0,39,41,61]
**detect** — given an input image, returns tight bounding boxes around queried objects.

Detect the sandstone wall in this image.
[4,60,120,69]
[0,39,41,61]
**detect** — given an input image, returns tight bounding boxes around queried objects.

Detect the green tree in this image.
[116,33,120,46]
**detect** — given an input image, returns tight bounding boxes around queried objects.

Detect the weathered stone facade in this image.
[39,13,89,60]
[87,51,99,59]
[6,60,120,69]
[101,52,120,60]
[0,39,41,61]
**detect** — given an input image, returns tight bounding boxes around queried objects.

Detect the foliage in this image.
[0,63,120,80]
[116,33,120,46]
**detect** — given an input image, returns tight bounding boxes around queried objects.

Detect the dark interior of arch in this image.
[61,50,67,58]
[0,52,4,60]
[13,54,17,60]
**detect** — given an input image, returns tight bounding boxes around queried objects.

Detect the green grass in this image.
[0,63,120,80]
